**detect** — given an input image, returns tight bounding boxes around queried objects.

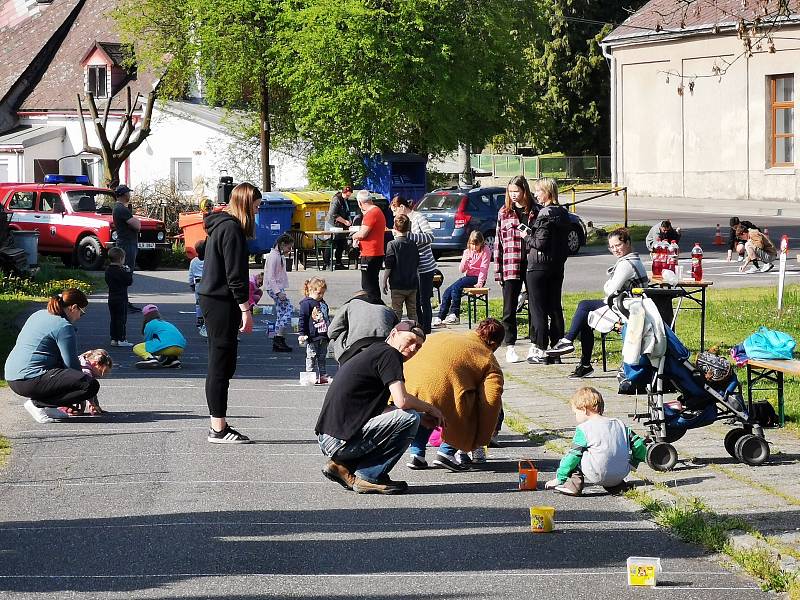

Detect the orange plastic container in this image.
[518,460,538,490]
[178,211,206,259]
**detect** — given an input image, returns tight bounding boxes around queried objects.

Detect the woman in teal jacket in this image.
[133,304,187,368]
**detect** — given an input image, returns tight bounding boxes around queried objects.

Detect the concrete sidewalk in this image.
[495,337,800,577]
[0,269,770,598]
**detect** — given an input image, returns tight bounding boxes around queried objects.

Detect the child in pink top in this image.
[262,233,295,352]
[433,231,492,326]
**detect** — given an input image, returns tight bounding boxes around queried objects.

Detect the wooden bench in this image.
[746,358,800,427]
[463,287,489,329]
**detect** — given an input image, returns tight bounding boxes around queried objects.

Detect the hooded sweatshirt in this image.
[197,212,249,305]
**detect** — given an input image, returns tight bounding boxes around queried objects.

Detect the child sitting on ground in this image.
[545,387,646,496]
[59,349,113,416]
[433,230,490,327]
[381,214,419,321]
[263,233,295,353]
[105,247,133,347]
[189,240,206,337]
[298,277,331,384]
[133,304,187,369]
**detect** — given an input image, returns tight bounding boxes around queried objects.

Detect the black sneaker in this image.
[432,452,468,472]
[272,337,293,353]
[128,302,142,313]
[545,355,563,365]
[135,357,162,369]
[207,424,251,444]
[159,356,182,368]
[546,339,575,356]
[406,454,428,470]
[569,364,594,378]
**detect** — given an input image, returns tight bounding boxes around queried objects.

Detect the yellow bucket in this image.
[529,506,555,533]
[627,557,661,586]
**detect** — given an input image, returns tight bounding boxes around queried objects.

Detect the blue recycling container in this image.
[249,193,294,254]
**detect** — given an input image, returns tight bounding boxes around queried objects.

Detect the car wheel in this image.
[76,236,104,270]
[567,226,582,255]
[136,250,163,270]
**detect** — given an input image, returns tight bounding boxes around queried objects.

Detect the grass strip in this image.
[624,488,797,593]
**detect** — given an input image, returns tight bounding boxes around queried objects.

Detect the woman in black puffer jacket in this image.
[522,178,570,364]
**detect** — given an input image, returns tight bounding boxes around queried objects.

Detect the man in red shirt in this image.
[351,190,386,298]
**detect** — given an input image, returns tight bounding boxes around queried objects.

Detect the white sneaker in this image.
[431,317,443,327]
[471,446,487,463]
[737,255,744,262]
[23,399,63,423]
[198,324,208,337]
[505,346,521,364]
[110,340,119,347]
[443,314,460,325]
[745,265,759,274]
[760,262,774,273]
[526,343,545,360]
[116,340,134,347]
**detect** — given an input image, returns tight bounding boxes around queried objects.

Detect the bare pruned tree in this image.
[75,86,157,188]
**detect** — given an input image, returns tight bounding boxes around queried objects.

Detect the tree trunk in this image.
[259,81,271,192]
[458,142,473,187]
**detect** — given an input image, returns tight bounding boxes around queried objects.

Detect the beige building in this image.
[602,0,800,203]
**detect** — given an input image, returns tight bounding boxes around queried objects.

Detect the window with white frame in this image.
[86,65,108,98]
[0,160,8,183]
[171,158,193,192]
[81,157,104,185]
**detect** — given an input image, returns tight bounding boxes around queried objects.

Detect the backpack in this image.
[696,351,733,383]
[751,400,778,428]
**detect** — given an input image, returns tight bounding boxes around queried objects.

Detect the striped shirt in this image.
[405,210,437,274]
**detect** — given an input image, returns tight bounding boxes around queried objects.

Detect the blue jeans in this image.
[409,425,457,458]
[318,409,420,483]
[438,275,478,319]
[565,299,605,365]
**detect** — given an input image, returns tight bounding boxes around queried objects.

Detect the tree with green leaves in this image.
[114,0,290,191]
[505,1,648,156]
[275,0,524,186]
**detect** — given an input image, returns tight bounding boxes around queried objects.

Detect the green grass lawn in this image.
[489,284,800,431]
[586,223,650,245]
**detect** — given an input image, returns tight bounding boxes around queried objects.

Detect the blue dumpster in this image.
[250,193,294,254]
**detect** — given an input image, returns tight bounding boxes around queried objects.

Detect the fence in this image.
[471,154,611,183]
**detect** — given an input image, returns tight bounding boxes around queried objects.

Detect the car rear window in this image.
[416,193,463,211]
[65,190,116,212]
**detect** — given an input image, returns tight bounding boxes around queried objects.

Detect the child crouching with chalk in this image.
[545,387,647,496]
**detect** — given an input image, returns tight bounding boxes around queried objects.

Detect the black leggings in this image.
[9,368,99,407]
[416,271,435,333]
[199,294,241,418]
[501,278,524,345]
[526,266,565,350]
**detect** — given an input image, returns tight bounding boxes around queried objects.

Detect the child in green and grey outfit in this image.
[545,387,647,496]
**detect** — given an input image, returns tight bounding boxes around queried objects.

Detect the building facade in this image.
[602,0,800,203]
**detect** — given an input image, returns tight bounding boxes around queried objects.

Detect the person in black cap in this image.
[112,185,142,312]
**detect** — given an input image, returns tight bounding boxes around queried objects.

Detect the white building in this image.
[602,0,800,204]
[0,0,307,193]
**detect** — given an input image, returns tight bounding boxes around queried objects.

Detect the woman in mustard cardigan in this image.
[403,318,505,472]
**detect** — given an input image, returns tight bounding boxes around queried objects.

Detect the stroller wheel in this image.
[724,428,747,459]
[734,434,770,466]
[646,442,678,472]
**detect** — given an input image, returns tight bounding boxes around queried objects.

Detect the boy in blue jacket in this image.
[134,304,187,369]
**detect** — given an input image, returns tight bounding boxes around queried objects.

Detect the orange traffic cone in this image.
[713,224,724,246]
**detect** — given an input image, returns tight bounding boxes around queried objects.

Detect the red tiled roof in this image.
[605,0,800,44]
[0,0,81,102]
[19,0,158,112]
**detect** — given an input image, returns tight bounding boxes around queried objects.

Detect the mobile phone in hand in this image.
[517,223,532,235]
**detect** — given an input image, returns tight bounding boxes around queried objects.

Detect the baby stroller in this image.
[609,293,769,471]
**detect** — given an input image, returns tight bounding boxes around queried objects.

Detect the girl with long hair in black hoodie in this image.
[198,182,258,443]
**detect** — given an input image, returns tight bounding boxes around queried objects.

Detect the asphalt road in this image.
[0,269,768,599]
